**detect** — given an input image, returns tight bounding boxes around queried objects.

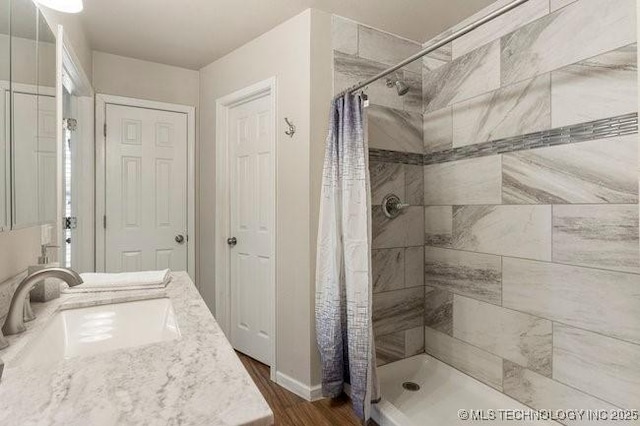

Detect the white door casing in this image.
[104,104,188,272]
[215,78,276,374]
[229,93,274,365]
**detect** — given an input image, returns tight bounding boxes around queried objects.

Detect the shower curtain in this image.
[315,93,378,421]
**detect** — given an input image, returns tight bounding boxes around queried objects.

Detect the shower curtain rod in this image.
[337,0,531,97]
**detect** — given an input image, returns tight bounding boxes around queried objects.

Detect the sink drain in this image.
[402,381,420,391]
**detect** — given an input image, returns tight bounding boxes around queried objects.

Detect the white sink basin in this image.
[15,298,180,369]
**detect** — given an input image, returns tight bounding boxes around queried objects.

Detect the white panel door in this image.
[229,94,274,365]
[105,104,188,272]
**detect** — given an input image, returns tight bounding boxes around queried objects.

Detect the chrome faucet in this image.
[2,268,83,336]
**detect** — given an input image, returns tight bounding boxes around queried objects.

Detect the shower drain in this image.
[402,381,420,391]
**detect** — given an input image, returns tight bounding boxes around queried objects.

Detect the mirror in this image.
[0,0,8,231]
[10,0,56,229]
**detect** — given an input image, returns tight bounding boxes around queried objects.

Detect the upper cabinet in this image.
[5,0,57,230]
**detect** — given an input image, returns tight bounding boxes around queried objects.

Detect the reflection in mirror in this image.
[0,0,8,231]
[11,0,56,228]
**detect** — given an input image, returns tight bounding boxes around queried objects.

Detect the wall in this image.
[92,52,199,107]
[332,16,427,365]
[198,9,332,393]
[420,0,640,413]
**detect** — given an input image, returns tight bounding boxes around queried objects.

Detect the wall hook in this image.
[284,117,296,138]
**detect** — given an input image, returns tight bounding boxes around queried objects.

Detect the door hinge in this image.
[103,215,107,229]
[103,123,107,137]
[63,118,78,132]
[63,216,78,230]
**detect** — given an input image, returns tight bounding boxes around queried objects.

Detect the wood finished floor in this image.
[236,351,366,425]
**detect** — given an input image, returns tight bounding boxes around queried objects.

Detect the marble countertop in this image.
[0,272,273,426]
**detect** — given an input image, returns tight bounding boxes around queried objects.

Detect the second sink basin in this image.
[15,298,180,369]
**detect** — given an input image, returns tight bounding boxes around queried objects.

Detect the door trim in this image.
[215,77,277,379]
[95,94,196,280]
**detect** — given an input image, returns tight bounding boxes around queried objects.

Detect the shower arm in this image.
[335,0,531,98]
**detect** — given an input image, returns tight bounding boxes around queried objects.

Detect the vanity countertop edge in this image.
[0,271,274,426]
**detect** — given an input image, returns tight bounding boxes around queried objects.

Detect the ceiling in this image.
[80,0,496,70]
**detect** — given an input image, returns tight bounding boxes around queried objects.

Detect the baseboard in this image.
[275,371,324,401]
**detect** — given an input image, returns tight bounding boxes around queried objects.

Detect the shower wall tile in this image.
[452,295,552,376]
[404,165,424,206]
[424,327,503,390]
[553,324,640,409]
[404,246,424,288]
[503,136,639,205]
[424,286,453,335]
[370,161,404,205]
[423,107,453,153]
[549,0,578,13]
[368,105,423,153]
[372,206,424,249]
[553,205,640,273]
[503,360,620,423]
[402,71,423,113]
[501,0,637,86]
[424,246,502,306]
[358,25,422,74]
[424,156,502,205]
[372,248,404,293]
[451,0,548,59]
[503,258,640,345]
[332,15,358,55]
[373,287,424,336]
[424,206,453,247]
[552,44,638,128]
[452,74,551,148]
[334,52,404,110]
[376,326,425,367]
[423,41,501,112]
[452,205,552,261]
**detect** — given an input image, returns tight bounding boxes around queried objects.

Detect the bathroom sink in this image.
[15,298,180,369]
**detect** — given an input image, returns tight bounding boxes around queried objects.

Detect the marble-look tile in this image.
[423,44,452,72]
[503,360,620,426]
[358,25,422,73]
[372,206,424,249]
[503,136,639,204]
[503,258,640,345]
[404,246,424,288]
[452,0,548,59]
[332,15,358,55]
[424,41,501,112]
[554,324,640,409]
[453,295,552,376]
[424,286,452,335]
[424,247,502,305]
[423,107,453,153]
[402,70,423,113]
[501,0,637,85]
[552,44,638,128]
[424,156,502,205]
[404,326,425,358]
[404,165,424,206]
[368,105,423,153]
[370,161,404,206]
[372,248,404,293]
[550,0,577,12]
[334,52,404,110]
[424,326,503,390]
[376,326,425,367]
[453,205,552,261]
[373,287,424,336]
[553,205,640,273]
[452,74,551,147]
[424,206,453,247]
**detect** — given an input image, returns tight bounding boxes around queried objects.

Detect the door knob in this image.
[175,234,185,244]
[227,237,237,247]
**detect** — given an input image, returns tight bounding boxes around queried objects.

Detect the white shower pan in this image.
[372,354,558,426]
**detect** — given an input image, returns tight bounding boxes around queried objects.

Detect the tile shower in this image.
[333,0,640,417]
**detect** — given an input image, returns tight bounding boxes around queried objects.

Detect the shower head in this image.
[386,77,410,96]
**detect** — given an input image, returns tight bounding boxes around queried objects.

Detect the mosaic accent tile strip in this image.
[369,113,638,166]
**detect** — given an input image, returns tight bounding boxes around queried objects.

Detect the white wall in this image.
[198,8,332,391]
[92,51,199,107]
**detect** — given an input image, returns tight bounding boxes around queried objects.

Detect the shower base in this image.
[372,354,558,426]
